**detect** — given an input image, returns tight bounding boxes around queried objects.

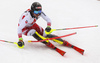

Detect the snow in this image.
[0,0,100,63]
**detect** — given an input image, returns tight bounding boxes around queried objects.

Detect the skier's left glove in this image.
[45,26,53,35]
[45,26,51,32]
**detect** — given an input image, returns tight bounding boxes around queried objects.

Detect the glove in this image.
[17,38,24,48]
[18,41,24,47]
[45,26,51,32]
[45,26,53,35]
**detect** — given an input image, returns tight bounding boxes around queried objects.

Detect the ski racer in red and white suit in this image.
[17,2,84,56]
[17,2,75,53]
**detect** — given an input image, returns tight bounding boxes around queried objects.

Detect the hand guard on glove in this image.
[45,26,53,35]
[17,38,24,48]
[45,26,51,32]
[18,41,24,47]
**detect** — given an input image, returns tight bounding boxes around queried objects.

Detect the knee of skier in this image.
[27,29,36,36]
[43,31,47,37]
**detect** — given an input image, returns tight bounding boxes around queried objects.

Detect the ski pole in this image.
[53,25,98,31]
[45,25,98,35]
[0,40,17,44]
[28,32,76,42]
[0,40,24,48]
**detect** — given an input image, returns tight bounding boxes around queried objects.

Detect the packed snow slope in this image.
[0,0,100,63]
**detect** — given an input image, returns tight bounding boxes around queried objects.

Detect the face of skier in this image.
[33,13,40,17]
[33,10,41,18]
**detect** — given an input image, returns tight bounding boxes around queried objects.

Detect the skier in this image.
[17,2,84,56]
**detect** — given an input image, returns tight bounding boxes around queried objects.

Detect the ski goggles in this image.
[34,10,41,14]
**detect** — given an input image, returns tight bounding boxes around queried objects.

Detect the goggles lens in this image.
[34,10,41,14]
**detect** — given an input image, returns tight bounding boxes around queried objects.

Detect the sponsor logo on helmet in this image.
[36,7,42,9]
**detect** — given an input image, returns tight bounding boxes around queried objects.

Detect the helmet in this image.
[31,2,42,11]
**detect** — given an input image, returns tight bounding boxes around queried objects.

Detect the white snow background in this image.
[0,0,100,63]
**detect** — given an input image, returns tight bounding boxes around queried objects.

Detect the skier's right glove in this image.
[17,38,24,48]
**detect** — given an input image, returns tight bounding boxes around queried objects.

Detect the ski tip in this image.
[63,52,66,56]
[61,52,66,56]
[79,49,85,55]
[56,48,66,56]
[82,50,85,55]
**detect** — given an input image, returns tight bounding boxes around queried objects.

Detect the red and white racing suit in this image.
[18,9,51,38]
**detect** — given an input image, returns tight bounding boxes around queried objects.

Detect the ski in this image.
[55,44,84,56]
[28,32,76,42]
